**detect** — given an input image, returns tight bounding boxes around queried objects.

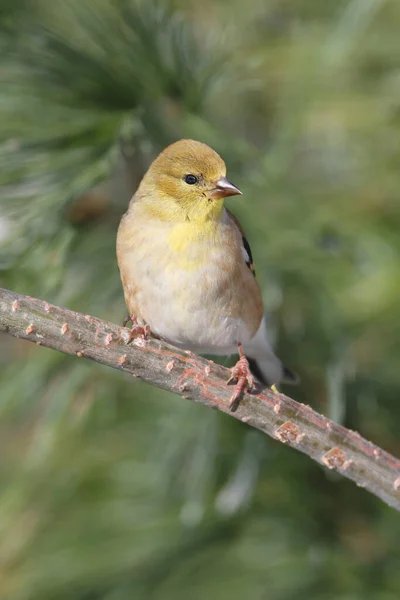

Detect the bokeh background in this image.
[1,0,400,598]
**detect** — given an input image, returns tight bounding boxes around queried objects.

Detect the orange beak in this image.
[210,176,242,199]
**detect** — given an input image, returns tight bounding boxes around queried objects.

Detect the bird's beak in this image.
[210,176,242,199]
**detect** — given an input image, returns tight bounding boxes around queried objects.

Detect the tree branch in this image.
[1,287,400,510]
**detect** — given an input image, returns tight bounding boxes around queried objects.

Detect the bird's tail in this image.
[243,317,298,388]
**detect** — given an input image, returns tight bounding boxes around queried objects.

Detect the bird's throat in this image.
[140,192,224,224]
[168,204,225,261]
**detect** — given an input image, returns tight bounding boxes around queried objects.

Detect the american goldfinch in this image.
[117,139,296,407]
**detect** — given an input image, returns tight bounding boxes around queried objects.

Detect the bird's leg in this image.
[122,314,151,343]
[122,314,132,327]
[227,344,255,409]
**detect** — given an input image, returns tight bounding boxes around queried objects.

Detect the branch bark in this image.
[1,287,400,510]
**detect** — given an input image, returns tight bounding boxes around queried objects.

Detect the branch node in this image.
[204,365,211,376]
[105,333,113,347]
[76,351,84,357]
[61,323,69,335]
[322,447,346,470]
[118,354,127,366]
[25,324,35,335]
[166,360,175,372]
[273,401,282,414]
[394,478,400,492]
[274,421,300,444]
[12,300,19,312]
[44,303,52,313]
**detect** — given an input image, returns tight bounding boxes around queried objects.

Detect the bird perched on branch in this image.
[117,139,296,407]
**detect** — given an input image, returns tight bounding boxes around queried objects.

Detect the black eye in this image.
[184,174,198,185]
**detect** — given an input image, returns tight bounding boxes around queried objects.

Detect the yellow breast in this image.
[167,220,220,271]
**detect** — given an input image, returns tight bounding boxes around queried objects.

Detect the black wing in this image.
[227,210,256,277]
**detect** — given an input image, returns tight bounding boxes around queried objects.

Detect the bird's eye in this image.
[184,174,198,185]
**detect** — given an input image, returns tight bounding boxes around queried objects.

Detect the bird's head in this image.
[137,139,241,222]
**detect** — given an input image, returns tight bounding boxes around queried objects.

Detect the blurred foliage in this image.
[1,0,400,598]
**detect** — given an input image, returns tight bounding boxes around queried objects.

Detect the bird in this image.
[116,139,296,407]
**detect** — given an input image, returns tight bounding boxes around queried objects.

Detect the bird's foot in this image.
[123,314,150,343]
[227,345,254,409]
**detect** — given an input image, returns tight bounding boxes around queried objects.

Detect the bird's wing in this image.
[226,209,256,277]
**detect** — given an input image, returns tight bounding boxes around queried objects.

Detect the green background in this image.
[1,0,400,598]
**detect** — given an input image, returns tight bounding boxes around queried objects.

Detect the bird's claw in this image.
[122,314,132,328]
[123,315,151,343]
[227,354,254,409]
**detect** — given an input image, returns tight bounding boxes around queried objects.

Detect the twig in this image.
[1,287,400,510]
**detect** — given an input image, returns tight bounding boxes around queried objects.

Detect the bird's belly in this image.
[133,258,253,352]
[117,213,263,354]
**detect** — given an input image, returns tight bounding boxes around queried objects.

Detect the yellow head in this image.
[136,139,241,222]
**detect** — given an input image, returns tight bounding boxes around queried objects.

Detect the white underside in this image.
[167,317,283,386]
